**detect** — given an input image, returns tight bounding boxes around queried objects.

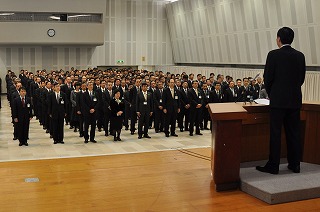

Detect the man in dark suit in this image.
[178,81,190,132]
[200,83,210,130]
[136,82,153,139]
[162,79,180,137]
[10,82,22,140]
[41,81,52,133]
[209,82,223,104]
[48,83,67,144]
[82,82,100,143]
[12,87,33,146]
[129,79,141,134]
[256,27,306,174]
[76,82,87,137]
[153,81,165,133]
[223,81,237,102]
[60,76,73,127]
[188,81,204,136]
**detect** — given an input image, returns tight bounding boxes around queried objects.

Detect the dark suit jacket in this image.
[162,87,180,113]
[81,91,100,117]
[12,96,33,120]
[179,87,190,107]
[136,91,153,114]
[209,90,223,103]
[187,88,204,109]
[224,88,237,102]
[264,45,306,108]
[153,89,164,108]
[48,92,67,120]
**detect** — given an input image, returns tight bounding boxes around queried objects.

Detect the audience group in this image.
[5,67,267,146]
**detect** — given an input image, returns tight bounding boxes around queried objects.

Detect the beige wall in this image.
[166,0,320,66]
[0,0,105,45]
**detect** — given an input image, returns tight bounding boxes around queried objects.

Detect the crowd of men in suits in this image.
[5,68,267,146]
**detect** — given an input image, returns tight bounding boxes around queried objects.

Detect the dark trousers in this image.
[52,116,64,142]
[84,115,96,141]
[65,103,71,125]
[97,110,104,130]
[79,115,84,136]
[17,117,30,144]
[154,108,164,132]
[123,104,130,128]
[189,108,201,134]
[138,112,150,136]
[202,108,210,129]
[164,111,177,135]
[268,108,301,168]
[178,108,189,130]
[103,111,111,135]
[130,107,137,132]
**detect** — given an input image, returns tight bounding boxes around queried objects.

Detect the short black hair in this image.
[277,27,294,45]
[19,87,26,92]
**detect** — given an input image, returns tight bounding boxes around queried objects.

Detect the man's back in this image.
[264,46,306,108]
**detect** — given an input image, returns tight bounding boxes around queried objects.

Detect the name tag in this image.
[93,98,97,102]
[206,95,209,99]
[235,94,237,97]
[159,99,162,103]
[175,96,178,100]
[143,102,147,105]
[247,95,251,99]
[199,96,202,99]
[27,103,31,108]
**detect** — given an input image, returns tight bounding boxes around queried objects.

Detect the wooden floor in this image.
[0,148,319,211]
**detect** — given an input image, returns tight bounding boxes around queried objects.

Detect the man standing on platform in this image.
[256,27,306,174]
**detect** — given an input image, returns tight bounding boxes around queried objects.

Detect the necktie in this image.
[195,89,198,96]
[160,89,162,97]
[171,89,174,98]
[144,92,147,100]
[22,97,25,107]
[56,93,59,103]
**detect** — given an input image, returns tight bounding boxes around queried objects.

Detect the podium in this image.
[208,102,320,191]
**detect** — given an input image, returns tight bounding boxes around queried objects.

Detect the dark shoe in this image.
[165,134,169,137]
[204,127,209,130]
[171,134,178,137]
[13,137,18,140]
[117,137,122,141]
[180,129,184,132]
[79,134,84,137]
[98,128,102,132]
[46,130,49,133]
[125,127,129,130]
[53,141,58,144]
[144,135,151,139]
[288,165,300,173]
[24,142,29,146]
[84,140,89,143]
[70,126,74,129]
[196,133,203,135]
[105,133,109,137]
[189,133,193,136]
[155,130,159,133]
[90,140,97,143]
[60,141,65,144]
[138,135,142,139]
[19,143,23,146]
[66,122,69,125]
[114,137,117,142]
[43,126,46,130]
[50,135,53,138]
[131,131,134,135]
[256,165,279,174]
[74,128,77,132]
